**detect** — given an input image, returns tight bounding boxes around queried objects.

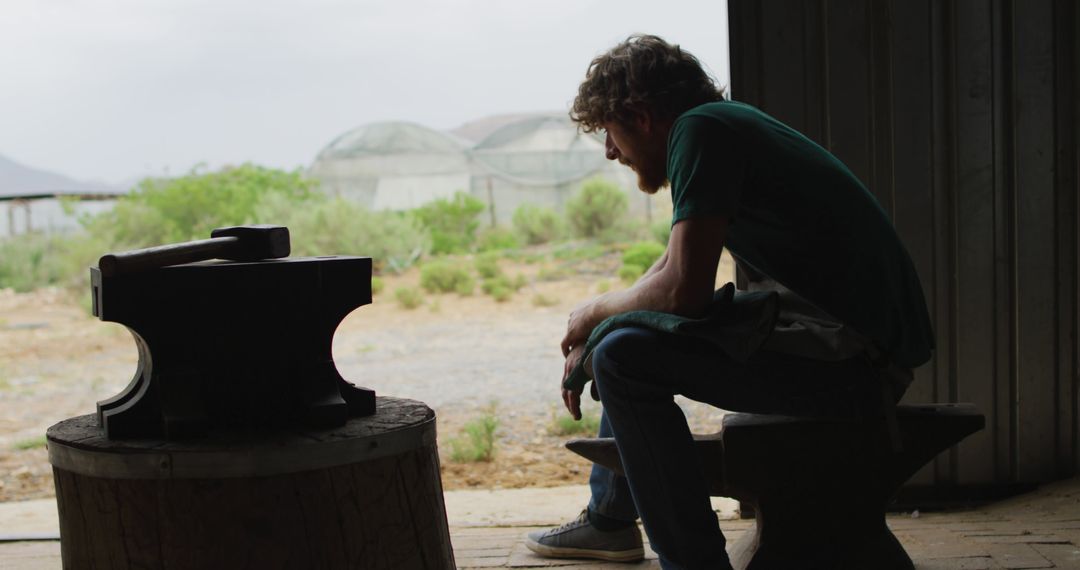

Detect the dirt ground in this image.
[0,253,735,502]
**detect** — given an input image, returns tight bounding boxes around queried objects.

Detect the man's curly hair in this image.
[571,35,725,133]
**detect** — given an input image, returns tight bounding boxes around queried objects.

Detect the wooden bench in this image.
[567,403,984,570]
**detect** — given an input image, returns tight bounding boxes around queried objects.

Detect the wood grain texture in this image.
[48,398,434,479]
[49,398,454,569]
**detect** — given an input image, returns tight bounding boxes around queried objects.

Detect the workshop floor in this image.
[2,478,1079,569]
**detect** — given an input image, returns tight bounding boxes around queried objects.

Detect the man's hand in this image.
[561,344,586,419]
[561,300,600,357]
[561,333,603,423]
[561,382,600,422]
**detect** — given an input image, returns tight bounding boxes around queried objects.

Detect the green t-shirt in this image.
[668,101,935,368]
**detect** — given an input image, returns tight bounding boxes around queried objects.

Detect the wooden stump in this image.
[47,397,455,570]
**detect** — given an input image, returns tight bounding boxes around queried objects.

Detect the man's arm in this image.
[560,215,729,418]
[561,215,729,355]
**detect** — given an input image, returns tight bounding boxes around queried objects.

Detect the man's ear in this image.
[629,106,652,134]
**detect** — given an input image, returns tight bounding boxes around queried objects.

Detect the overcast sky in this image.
[0,0,729,184]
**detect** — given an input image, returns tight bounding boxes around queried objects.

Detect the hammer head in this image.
[210,225,291,261]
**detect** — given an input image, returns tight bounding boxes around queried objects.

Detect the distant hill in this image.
[0,154,122,199]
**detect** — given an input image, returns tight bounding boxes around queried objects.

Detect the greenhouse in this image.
[308,121,471,211]
[467,114,651,224]
[310,114,662,224]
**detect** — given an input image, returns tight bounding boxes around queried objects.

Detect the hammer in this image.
[97,225,291,277]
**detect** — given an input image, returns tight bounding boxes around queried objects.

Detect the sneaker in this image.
[524,510,644,562]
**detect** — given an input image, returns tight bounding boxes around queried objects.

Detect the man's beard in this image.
[626,157,667,195]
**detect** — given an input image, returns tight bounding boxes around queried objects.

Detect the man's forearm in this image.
[583,246,674,320]
[584,265,704,330]
[564,217,726,351]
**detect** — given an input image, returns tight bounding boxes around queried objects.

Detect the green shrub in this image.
[57,230,113,289]
[394,287,423,309]
[12,436,47,450]
[552,243,607,261]
[512,204,564,245]
[619,263,645,284]
[596,280,611,293]
[489,286,512,302]
[413,192,485,254]
[651,219,672,245]
[254,194,428,274]
[448,404,498,462]
[481,274,524,296]
[5,165,352,294]
[476,226,521,252]
[537,265,571,282]
[597,219,648,245]
[83,164,428,276]
[481,277,498,295]
[370,276,385,295]
[0,234,71,292]
[0,230,111,296]
[550,410,602,436]
[532,293,559,307]
[420,261,473,293]
[454,275,476,296]
[566,178,628,238]
[474,252,502,279]
[622,241,665,272]
[0,164,324,297]
[616,241,664,285]
[86,164,316,248]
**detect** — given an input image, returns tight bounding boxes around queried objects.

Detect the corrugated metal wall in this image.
[728,0,1078,490]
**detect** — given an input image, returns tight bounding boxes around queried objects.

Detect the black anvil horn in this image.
[91,225,376,439]
[97,224,291,277]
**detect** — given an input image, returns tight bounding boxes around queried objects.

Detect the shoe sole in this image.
[524,536,645,562]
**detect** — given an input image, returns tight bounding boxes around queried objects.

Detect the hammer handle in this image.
[98,236,239,277]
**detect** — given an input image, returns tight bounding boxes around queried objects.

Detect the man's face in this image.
[602,120,667,195]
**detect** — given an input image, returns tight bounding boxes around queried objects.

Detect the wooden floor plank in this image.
[984,543,1054,569]
[1029,543,1080,568]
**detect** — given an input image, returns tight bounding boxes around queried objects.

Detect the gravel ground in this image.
[0,256,734,500]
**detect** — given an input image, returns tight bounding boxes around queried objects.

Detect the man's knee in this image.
[591,327,658,380]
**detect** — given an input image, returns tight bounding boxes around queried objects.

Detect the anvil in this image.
[91,256,377,439]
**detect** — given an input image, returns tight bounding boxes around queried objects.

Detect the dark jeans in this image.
[586,327,888,570]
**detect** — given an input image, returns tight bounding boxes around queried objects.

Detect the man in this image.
[524,35,934,569]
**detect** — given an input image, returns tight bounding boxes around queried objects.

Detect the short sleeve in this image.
[668,112,746,225]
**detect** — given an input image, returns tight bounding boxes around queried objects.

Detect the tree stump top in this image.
[47,396,434,480]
